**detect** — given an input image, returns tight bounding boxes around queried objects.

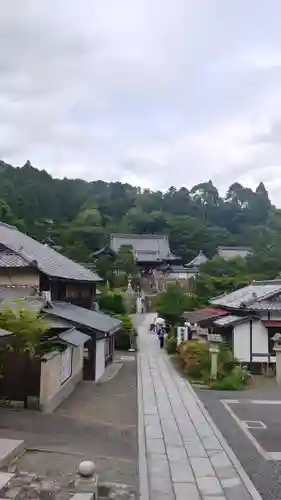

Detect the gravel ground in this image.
[196,383,281,500]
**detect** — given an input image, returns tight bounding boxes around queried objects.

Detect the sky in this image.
[1,1,281,203]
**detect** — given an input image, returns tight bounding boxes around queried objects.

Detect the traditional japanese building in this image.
[109,233,181,271]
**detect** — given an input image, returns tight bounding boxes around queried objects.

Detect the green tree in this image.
[155,284,189,326]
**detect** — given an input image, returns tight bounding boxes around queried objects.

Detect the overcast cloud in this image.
[1,1,281,203]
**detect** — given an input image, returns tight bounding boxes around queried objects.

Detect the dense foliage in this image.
[1,160,281,280]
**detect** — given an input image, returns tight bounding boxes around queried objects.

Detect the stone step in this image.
[0,439,25,468]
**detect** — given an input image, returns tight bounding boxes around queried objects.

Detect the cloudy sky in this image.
[1,1,281,203]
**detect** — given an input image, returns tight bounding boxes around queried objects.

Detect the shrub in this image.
[178,341,210,380]
[209,366,250,390]
[114,314,134,350]
[165,336,177,354]
[98,292,126,314]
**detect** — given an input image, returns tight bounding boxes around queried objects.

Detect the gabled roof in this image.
[0,222,102,282]
[211,279,281,309]
[214,314,250,327]
[44,301,122,334]
[186,250,208,268]
[183,307,228,324]
[110,233,177,262]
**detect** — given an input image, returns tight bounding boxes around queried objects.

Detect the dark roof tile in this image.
[0,222,102,282]
[44,301,122,334]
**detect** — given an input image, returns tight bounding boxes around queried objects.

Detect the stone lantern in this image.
[272,333,281,384]
[208,333,222,380]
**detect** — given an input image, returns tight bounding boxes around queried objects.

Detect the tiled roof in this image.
[186,251,208,268]
[250,300,281,311]
[44,301,122,334]
[0,222,102,282]
[210,280,281,309]
[217,246,252,252]
[0,249,31,267]
[214,314,248,327]
[183,307,228,324]
[110,233,177,262]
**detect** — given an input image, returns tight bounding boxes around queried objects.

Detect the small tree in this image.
[155,284,187,327]
[0,305,48,408]
[0,306,48,358]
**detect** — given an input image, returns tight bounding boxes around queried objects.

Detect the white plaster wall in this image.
[233,322,250,362]
[95,339,105,381]
[252,320,268,356]
[0,270,39,286]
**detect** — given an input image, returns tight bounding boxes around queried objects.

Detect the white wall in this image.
[233,322,250,362]
[95,339,105,381]
[252,320,268,361]
[233,319,275,364]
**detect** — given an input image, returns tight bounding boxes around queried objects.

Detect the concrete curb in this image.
[137,351,149,500]
[185,378,264,500]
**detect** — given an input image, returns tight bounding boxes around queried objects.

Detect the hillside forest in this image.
[1,160,281,296]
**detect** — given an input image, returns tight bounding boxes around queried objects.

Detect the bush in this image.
[98,292,126,314]
[165,336,177,354]
[209,366,250,390]
[178,341,210,380]
[114,314,134,350]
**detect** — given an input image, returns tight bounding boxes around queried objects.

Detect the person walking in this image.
[159,326,165,349]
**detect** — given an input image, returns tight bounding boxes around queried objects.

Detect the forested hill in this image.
[0,160,280,270]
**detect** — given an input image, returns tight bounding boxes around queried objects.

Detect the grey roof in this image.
[44,301,122,334]
[186,250,208,268]
[58,328,91,346]
[217,246,252,252]
[0,249,31,267]
[110,233,177,262]
[211,280,281,309]
[214,315,248,327]
[0,222,102,282]
[250,300,281,311]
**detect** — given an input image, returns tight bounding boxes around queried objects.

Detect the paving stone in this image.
[146,438,166,455]
[190,457,215,477]
[148,455,170,477]
[208,450,232,468]
[149,474,174,494]
[215,466,239,480]
[197,476,224,496]
[150,492,175,500]
[222,483,252,500]
[144,415,160,427]
[166,446,188,462]
[185,442,208,458]
[170,460,194,483]
[145,425,163,439]
[173,482,201,500]
[202,436,223,451]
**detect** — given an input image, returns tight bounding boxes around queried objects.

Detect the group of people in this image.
[149,318,170,349]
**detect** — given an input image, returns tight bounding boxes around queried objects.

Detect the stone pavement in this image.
[137,314,263,500]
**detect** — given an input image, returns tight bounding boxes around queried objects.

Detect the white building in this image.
[210,280,281,368]
[217,246,252,260]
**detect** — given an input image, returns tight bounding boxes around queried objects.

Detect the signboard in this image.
[60,347,73,384]
[177,326,188,345]
[208,333,222,343]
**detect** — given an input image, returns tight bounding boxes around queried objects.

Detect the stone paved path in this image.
[137,314,263,500]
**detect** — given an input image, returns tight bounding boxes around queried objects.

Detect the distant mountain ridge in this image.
[0,159,279,267]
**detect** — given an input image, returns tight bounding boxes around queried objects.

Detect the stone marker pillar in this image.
[75,461,98,500]
[208,333,222,380]
[272,333,281,384]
